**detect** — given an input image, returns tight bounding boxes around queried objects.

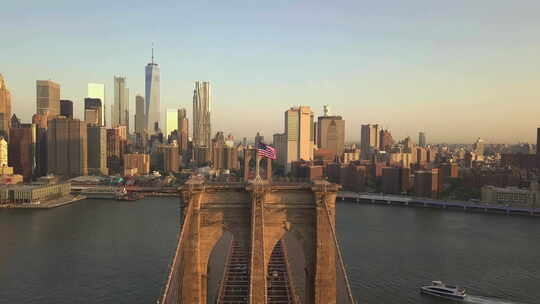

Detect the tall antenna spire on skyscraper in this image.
[151,43,154,64]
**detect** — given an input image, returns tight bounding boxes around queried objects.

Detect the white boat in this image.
[420,281,466,300]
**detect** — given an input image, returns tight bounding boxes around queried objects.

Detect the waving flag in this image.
[257,143,276,160]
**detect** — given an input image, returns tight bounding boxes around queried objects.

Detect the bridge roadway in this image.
[216,239,296,304]
[338,191,540,216]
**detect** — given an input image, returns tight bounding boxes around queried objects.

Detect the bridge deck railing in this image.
[159,197,194,304]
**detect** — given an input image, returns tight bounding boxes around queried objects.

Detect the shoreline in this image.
[0,195,87,209]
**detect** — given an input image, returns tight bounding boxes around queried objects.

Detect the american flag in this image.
[257,143,276,159]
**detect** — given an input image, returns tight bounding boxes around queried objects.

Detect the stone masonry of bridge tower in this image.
[161,177,341,304]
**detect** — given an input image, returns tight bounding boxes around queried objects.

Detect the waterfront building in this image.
[8,124,37,181]
[360,124,379,158]
[0,182,71,204]
[106,126,127,173]
[123,153,150,175]
[135,95,145,135]
[177,108,189,153]
[60,100,73,119]
[84,98,103,126]
[340,164,368,192]
[166,109,178,137]
[112,77,129,131]
[0,75,11,139]
[87,125,108,175]
[145,49,160,135]
[419,132,426,147]
[382,167,411,194]
[414,169,439,199]
[317,108,345,158]
[36,80,60,117]
[88,83,106,126]
[47,117,88,177]
[481,184,540,207]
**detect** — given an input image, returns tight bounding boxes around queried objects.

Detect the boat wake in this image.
[465,295,527,304]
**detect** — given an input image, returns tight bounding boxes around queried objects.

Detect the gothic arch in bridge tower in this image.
[206,230,233,304]
[243,149,272,181]
[267,231,308,303]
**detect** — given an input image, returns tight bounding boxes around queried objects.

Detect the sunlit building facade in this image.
[145,52,160,135]
[36,80,60,117]
[177,108,189,153]
[0,74,11,139]
[88,83,106,126]
[112,77,129,131]
[166,109,178,137]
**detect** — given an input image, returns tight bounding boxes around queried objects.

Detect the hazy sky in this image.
[2,0,540,144]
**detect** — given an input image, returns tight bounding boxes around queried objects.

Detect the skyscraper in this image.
[177,108,189,153]
[192,81,211,149]
[9,124,36,181]
[36,80,60,117]
[84,98,103,126]
[107,126,127,174]
[113,77,129,131]
[473,138,485,156]
[282,106,314,170]
[32,113,49,177]
[87,125,108,175]
[379,129,394,151]
[157,142,180,173]
[0,136,7,167]
[47,117,88,177]
[537,128,540,180]
[360,124,379,158]
[135,95,146,135]
[145,49,160,135]
[60,100,73,119]
[419,132,426,147]
[317,112,345,157]
[88,83,106,126]
[255,132,265,147]
[0,75,12,139]
[166,109,178,137]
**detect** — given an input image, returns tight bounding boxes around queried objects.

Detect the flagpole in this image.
[255,153,261,180]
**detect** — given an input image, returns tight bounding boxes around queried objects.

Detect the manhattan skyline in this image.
[2,1,540,143]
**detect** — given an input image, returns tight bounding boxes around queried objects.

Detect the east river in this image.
[0,198,538,304]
